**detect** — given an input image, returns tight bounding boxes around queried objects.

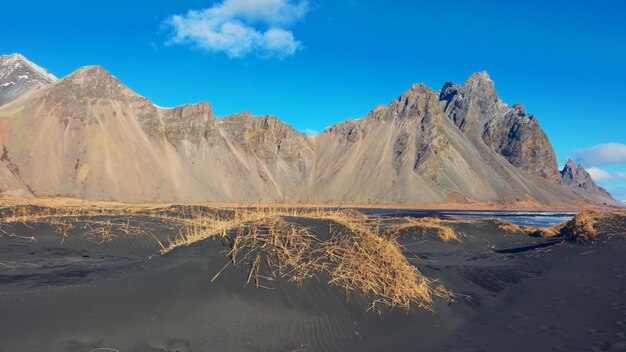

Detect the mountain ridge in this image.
[0,54,619,206]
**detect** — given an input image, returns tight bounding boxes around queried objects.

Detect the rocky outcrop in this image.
[560,160,616,205]
[438,72,561,182]
[438,72,503,135]
[0,53,56,106]
[482,103,560,181]
[0,54,618,205]
[143,102,215,144]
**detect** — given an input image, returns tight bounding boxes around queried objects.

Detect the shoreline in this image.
[0,196,621,212]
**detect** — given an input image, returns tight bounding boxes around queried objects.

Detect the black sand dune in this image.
[0,211,625,352]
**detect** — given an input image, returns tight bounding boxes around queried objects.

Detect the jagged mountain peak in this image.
[437,70,562,183]
[560,161,617,204]
[62,65,122,88]
[0,53,57,83]
[462,71,497,101]
[66,65,110,79]
[399,83,439,103]
[438,71,501,135]
[406,83,431,93]
[0,53,57,106]
[561,159,591,174]
[363,83,440,123]
[465,70,492,83]
[438,71,496,101]
[50,65,143,102]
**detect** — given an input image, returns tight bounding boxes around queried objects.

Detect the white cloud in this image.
[573,143,626,167]
[303,128,319,136]
[164,0,309,59]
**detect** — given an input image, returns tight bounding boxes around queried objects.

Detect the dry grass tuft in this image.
[323,225,448,312]
[0,204,157,244]
[559,210,600,242]
[526,210,626,242]
[210,216,449,312]
[490,219,524,234]
[524,226,561,238]
[214,218,323,288]
[390,217,461,243]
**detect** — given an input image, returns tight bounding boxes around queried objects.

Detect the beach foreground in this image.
[0,204,625,352]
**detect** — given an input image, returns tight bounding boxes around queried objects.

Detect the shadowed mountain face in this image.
[0,54,57,106]
[0,55,618,205]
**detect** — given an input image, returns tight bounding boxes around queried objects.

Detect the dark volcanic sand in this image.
[0,216,625,352]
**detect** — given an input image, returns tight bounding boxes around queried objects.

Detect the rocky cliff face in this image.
[560,160,616,205]
[438,72,561,182]
[0,54,57,106]
[0,54,618,205]
[438,72,504,135]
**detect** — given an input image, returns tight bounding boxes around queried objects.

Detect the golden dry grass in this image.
[561,210,599,241]
[208,216,448,312]
[0,203,449,312]
[489,219,524,234]
[389,216,461,243]
[523,226,561,238]
[0,204,158,244]
[519,210,626,242]
[322,223,448,312]
[558,210,626,242]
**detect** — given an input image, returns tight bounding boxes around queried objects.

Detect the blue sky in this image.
[1,0,625,201]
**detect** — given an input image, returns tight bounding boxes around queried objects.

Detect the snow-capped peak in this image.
[0,53,58,106]
[0,53,57,83]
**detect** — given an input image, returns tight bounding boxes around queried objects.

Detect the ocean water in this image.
[363,209,575,227]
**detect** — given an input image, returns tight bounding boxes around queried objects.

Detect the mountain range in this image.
[0,53,618,206]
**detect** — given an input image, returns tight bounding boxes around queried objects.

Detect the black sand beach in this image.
[0,207,625,352]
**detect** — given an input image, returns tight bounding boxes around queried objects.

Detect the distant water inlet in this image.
[364,210,576,227]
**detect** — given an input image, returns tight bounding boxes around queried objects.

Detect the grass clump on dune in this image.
[214,218,323,288]
[390,216,460,243]
[560,210,598,242]
[524,226,561,238]
[323,224,447,312]
[489,219,524,234]
[558,210,626,242]
[206,213,449,312]
[520,210,626,242]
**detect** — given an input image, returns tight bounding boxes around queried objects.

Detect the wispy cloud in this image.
[163,0,309,59]
[303,128,319,136]
[573,143,626,167]
[587,167,626,182]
